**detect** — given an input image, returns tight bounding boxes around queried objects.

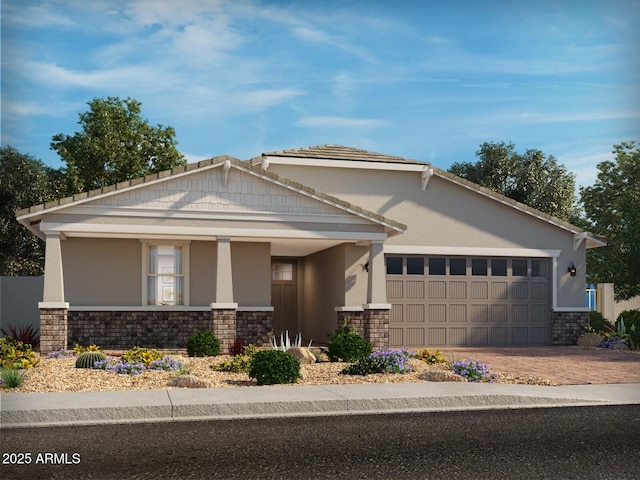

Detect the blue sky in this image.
[2,0,639,188]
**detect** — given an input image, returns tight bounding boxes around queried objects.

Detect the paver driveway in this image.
[437,346,640,385]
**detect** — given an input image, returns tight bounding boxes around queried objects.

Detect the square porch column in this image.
[363,240,390,348]
[39,232,69,352]
[211,236,237,354]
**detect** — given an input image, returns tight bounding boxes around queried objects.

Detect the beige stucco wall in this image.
[62,238,141,305]
[270,164,587,308]
[231,242,271,306]
[189,241,216,306]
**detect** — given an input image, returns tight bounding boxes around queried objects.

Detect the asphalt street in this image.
[2,405,640,479]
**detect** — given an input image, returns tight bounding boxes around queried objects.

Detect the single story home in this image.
[17,145,605,354]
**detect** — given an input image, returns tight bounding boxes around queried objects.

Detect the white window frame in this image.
[141,241,190,306]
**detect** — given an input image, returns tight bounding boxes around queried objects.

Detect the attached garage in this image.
[387,255,551,347]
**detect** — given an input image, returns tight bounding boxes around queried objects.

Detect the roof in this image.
[16,155,407,236]
[258,144,425,165]
[255,145,606,249]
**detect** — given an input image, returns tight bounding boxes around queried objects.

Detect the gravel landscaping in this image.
[1,352,558,394]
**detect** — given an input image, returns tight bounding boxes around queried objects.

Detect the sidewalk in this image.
[2,382,640,428]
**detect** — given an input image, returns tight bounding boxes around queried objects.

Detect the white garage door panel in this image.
[387,256,551,347]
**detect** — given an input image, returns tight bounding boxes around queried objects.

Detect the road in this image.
[2,405,639,479]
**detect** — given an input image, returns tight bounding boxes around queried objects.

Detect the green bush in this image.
[327,322,372,362]
[617,309,640,349]
[212,345,257,373]
[0,337,41,369]
[121,346,163,366]
[187,331,221,357]
[0,367,27,388]
[75,351,107,369]
[589,311,613,333]
[249,350,300,385]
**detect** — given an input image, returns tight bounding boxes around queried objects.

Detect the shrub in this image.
[121,346,163,366]
[0,337,41,369]
[186,331,220,357]
[249,349,300,385]
[213,345,257,373]
[75,351,107,369]
[451,357,497,382]
[342,349,412,376]
[148,356,184,371]
[48,349,74,358]
[0,368,27,388]
[415,348,446,364]
[73,343,105,355]
[230,338,246,356]
[589,311,614,333]
[1,324,40,348]
[617,310,640,350]
[327,322,372,362]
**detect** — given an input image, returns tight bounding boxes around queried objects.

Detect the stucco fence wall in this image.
[0,276,43,333]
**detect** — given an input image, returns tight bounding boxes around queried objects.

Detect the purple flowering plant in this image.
[47,349,75,359]
[91,355,183,375]
[451,357,498,382]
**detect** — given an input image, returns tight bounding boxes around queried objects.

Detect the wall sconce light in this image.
[567,261,577,277]
[362,262,369,272]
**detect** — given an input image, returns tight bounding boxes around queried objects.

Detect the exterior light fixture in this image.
[568,262,577,277]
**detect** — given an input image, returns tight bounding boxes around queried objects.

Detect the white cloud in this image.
[296,116,387,129]
[235,88,304,110]
[2,4,78,28]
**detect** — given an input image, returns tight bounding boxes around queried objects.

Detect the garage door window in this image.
[407,257,424,275]
[491,259,507,276]
[450,258,467,275]
[386,256,403,274]
[428,257,446,275]
[512,259,528,276]
[472,258,488,276]
[531,259,548,277]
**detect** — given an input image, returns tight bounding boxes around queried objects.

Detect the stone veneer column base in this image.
[40,308,68,353]
[236,311,273,347]
[363,309,390,349]
[336,311,366,338]
[212,309,237,354]
[551,310,589,345]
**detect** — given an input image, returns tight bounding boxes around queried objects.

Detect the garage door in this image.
[387,256,551,347]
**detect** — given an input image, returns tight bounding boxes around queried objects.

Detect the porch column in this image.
[364,240,390,348]
[214,236,235,304]
[211,236,237,354]
[39,232,69,353]
[366,241,387,305]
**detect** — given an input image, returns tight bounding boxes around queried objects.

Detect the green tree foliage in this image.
[449,141,576,220]
[580,141,640,301]
[51,97,186,193]
[0,146,66,275]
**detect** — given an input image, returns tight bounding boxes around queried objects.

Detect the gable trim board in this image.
[18,145,602,352]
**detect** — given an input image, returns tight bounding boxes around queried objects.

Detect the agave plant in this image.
[271,331,311,351]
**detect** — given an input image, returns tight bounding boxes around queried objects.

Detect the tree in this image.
[51,97,186,193]
[0,146,66,275]
[449,141,577,220]
[581,141,640,301]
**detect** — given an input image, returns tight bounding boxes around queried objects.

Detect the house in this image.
[17,145,605,354]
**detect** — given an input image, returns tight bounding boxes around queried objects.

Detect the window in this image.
[512,259,528,277]
[428,257,446,275]
[491,259,507,276]
[407,257,424,275]
[531,259,548,277]
[272,263,293,281]
[449,258,467,275]
[386,257,403,275]
[472,258,488,276]
[147,245,184,305]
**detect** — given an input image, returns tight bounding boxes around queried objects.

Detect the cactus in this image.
[75,351,107,369]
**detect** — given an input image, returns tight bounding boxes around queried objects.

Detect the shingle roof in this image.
[15,155,407,233]
[260,144,425,165]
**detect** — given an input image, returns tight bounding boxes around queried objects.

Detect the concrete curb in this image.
[2,383,639,428]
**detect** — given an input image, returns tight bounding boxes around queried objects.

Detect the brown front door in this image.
[271,260,298,336]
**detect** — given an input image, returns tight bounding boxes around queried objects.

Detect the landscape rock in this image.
[168,375,211,388]
[422,370,467,382]
[299,366,309,380]
[287,347,316,365]
[577,332,604,347]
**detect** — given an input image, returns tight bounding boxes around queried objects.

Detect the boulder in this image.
[299,366,309,380]
[287,347,316,365]
[422,370,468,382]
[577,332,604,347]
[168,375,210,388]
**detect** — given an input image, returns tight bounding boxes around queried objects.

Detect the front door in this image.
[271,260,298,336]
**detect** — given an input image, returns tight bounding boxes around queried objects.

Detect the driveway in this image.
[437,346,640,385]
